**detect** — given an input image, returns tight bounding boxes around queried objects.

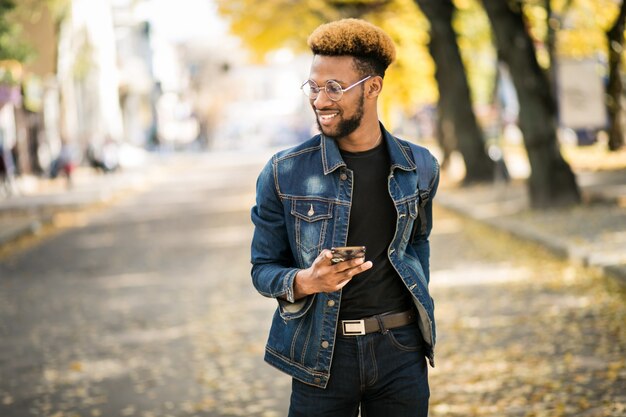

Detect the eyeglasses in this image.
[301,76,372,101]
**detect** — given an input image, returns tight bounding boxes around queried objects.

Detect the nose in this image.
[313,90,333,109]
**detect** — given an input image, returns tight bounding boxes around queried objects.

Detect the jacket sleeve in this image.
[410,156,440,285]
[250,158,313,318]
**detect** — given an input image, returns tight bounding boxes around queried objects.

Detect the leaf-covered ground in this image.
[0,156,624,417]
[429,209,626,417]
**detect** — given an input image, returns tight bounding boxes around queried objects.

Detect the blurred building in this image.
[57,0,124,147]
[0,0,322,187]
[3,0,125,177]
[112,0,158,148]
[208,49,314,150]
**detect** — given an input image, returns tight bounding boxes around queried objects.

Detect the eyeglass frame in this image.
[300,75,372,102]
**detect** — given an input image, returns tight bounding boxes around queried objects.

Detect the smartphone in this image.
[330,246,366,264]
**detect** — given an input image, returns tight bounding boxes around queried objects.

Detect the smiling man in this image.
[251,18,440,417]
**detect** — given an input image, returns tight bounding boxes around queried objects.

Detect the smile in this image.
[318,113,338,123]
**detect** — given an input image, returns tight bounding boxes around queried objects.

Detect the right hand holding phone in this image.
[292,249,373,299]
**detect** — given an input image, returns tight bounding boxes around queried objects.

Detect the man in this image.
[251,18,439,417]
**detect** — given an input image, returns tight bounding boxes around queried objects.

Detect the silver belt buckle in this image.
[342,319,366,336]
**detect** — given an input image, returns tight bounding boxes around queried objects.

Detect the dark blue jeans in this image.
[288,322,430,417]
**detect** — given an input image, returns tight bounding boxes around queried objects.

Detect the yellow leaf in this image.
[69,361,83,372]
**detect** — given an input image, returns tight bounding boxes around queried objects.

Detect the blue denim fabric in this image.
[250,124,439,388]
[288,322,429,417]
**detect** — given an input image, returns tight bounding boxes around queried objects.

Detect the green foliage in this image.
[0,0,33,63]
[0,0,70,67]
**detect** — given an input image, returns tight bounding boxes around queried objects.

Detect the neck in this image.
[337,119,382,153]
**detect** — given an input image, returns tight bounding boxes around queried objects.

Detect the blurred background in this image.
[0,1,625,417]
[0,0,624,193]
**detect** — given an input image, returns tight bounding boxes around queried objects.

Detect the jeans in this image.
[288,322,430,417]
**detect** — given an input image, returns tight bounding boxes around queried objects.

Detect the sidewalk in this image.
[0,160,161,250]
[0,149,274,251]
[437,168,626,285]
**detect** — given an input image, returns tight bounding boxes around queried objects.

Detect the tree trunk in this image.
[416,0,495,184]
[482,0,580,208]
[606,0,626,151]
[435,106,455,170]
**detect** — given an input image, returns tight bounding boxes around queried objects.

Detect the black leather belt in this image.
[340,310,416,336]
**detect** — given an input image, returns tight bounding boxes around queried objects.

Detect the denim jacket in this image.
[250,124,439,388]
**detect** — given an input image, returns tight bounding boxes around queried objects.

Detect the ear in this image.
[366,76,383,99]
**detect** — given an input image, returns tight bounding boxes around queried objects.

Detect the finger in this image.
[332,261,372,290]
[319,249,332,261]
[347,261,373,277]
[360,261,373,271]
[335,277,352,290]
[334,256,364,272]
[347,256,366,268]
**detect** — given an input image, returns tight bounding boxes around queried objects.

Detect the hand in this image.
[292,249,373,299]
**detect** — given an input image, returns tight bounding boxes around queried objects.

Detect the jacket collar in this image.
[320,122,415,175]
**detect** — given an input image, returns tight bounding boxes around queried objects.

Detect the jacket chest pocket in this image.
[291,199,333,254]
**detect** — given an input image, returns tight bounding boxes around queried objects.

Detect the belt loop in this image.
[375,314,388,334]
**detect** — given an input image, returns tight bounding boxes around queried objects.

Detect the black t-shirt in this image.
[338,142,413,320]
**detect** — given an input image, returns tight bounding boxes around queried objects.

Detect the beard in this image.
[315,92,365,140]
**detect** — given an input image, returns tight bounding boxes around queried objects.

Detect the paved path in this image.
[0,152,291,417]
[0,152,624,416]
[428,208,626,417]
[436,169,626,284]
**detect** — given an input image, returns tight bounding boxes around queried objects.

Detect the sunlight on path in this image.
[429,208,626,417]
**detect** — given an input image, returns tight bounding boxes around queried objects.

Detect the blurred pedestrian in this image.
[0,109,18,197]
[251,19,439,417]
[50,139,77,189]
[86,136,119,173]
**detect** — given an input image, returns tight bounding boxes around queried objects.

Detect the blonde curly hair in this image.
[307,18,396,77]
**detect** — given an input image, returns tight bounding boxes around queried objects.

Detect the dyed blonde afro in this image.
[307,18,396,77]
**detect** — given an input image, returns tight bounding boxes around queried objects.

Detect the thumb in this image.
[315,249,332,265]
[319,249,332,260]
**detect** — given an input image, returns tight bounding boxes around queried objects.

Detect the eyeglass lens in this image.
[303,80,344,101]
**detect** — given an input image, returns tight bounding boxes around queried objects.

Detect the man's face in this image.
[308,55,367,140]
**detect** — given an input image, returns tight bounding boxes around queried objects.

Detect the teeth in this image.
[319,114,337,121]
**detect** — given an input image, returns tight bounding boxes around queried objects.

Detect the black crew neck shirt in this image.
[338,141,413,320]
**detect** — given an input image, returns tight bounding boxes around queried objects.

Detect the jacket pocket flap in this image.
[291,199,333,222]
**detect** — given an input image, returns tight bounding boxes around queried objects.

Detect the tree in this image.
[218,0,500,183]
[524,0,623,151]
[482,0,580,208]
[0,0,33,63]
[216,0,438,111]
[416,0,495,183]
[606,0,626,151]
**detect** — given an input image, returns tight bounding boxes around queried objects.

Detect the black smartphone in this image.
[330,246,366,264]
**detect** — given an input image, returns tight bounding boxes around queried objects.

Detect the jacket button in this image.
[321,341,329,349]
[314,378,321,384]
[340,173,348,181]
[327,300,335,307]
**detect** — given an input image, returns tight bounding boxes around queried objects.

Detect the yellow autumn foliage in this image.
[217,0,626,124]
[216,0,438,124]
[523,0,621,59]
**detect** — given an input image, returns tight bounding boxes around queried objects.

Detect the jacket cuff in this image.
[277,269,314,319]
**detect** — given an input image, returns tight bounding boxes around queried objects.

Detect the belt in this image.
[340,310,416,336]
